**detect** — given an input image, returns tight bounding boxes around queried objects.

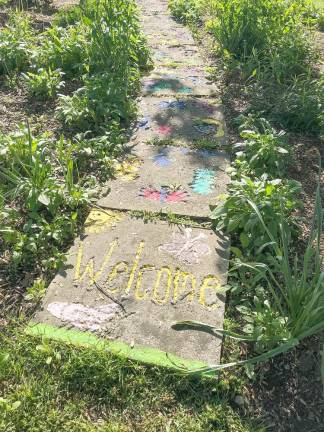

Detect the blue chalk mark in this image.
[138,117,149,128]
[179,147,190,155]
[158,100,186,110]
[153,152,173,167]
[191,169,215,195]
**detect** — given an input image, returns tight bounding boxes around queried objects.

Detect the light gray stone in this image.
[132,96,226,146]
[141,69,218,97]
[98,143,229,218]
[34,214,229,364]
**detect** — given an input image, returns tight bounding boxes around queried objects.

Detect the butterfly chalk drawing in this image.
[190,169,215,195]
[159,228,211,265]
[140,186,188,203]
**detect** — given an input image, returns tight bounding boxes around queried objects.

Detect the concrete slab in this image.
[145,28,196,47]
[31,213,228,365]
[132,96,226,145]
[141,69,218,97]
[98,144,229,218]
[152,45,203,68]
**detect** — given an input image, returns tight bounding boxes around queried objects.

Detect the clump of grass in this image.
[0,327,261,432]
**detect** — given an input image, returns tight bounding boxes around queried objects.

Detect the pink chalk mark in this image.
[157,125,172,135]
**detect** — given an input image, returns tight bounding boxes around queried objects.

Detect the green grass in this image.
[0,326,263,432]
[313,0,324,9]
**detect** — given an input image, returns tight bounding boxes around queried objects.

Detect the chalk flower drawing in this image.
[85,209,122,234]
[140,186,188,203]
[47,302,120,331]
[190,169,215,195]
[159,228,211,265]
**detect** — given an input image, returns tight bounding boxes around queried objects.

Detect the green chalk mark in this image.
[25,322,208,372]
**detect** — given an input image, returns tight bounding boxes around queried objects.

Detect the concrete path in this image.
[28,0,230,369]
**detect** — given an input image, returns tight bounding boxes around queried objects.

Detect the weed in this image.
[232,119,289,178]
[22,68,65,100]
[211,175,302,256]
[168,0,201,24]
[0,11,35,75]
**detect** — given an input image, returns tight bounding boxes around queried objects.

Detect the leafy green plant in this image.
[37,24,90,78]
[178,179,324,374]
[22,68,65,100]
[168,0,201,23]
[211,175,302,255]
[0,125,88,270]
[232,122,289,178]
[206,0,313,61]
[0,11,36,75]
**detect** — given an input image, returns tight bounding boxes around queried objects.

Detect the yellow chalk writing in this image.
[74,239,118,284]
[173,269,196,303]
[106,261,129,293]
[135,264,156,300]
[199,275,221,309]
[125,241,145,294]
[153,266,172,305]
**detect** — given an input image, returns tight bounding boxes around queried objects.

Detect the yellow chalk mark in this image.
[173,269,196,303]
[125,241,145,294]
[106,261,129,293]
[114,156,142,181]
[153,266,172,305]
[74,240,118,284]
[199,275,221,309]
[135,264,156,300]
[85,209,122,234]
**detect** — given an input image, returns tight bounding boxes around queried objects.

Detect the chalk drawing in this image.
[193,122,217,135]
[178,86,193,94]
[179,147,190,155]
[140,186,188,203]
[152,151,174,167]
[138,117,150,129]
[85,210,122,234]
[157,125,172,135]
[190,169,215,195]
[158,100,186,110]
[114,156,142,181]
[159,228,211,265]
[47,302,120,331]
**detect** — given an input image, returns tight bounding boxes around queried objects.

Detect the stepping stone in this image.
[138,2,168,16]
[141,69,218,97]
[27,213,228,367]
[145,29,196,48]
[98,144,229,218]
[152,46,203,68]
[132,96,226,146]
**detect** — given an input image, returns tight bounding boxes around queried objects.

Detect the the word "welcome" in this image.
[74,240,223,309]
